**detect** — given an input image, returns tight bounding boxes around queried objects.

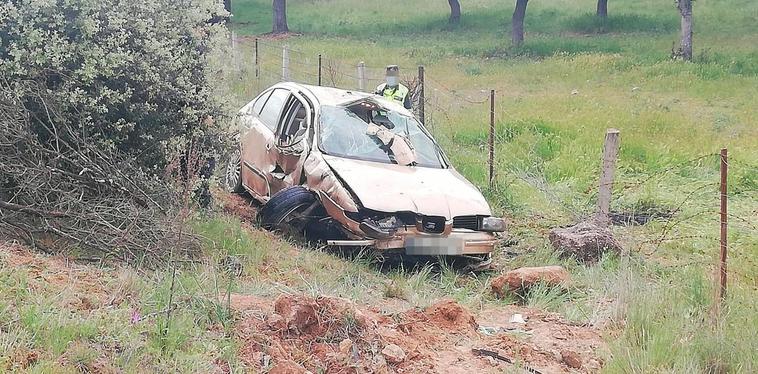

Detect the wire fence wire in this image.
[226,36,758,278]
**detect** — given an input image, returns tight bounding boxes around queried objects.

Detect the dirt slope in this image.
[230,294,606,374]
[1,193,608,373]
[220,192,607,373]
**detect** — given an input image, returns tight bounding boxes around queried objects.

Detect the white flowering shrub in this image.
[0,0,231,260]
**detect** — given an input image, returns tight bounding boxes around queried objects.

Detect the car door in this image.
[268,92,313,194]
[240,88,290,201]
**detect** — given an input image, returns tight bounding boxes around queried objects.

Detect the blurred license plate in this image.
[405,237,464,255]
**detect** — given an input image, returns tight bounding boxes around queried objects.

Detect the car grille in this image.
[420,216,446,234]
[453,215,479,230]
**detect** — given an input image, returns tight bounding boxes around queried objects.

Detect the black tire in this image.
[225,148,243,193]
[260,186,316,230]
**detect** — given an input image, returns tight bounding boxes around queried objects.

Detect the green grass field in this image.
[225,0,757,371]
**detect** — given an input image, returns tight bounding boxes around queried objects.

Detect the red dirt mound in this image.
[422,299,478,331]
[233,294,607,374]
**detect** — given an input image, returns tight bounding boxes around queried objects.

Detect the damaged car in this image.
[225,82,505,263]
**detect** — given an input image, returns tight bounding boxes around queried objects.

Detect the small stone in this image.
[519,345,533,357]
[561,350,583,369]
[571,89,579,95]
[381,343,406,364]
[509,313,526,324]
[491,266,570,297]
[549,221,622,263]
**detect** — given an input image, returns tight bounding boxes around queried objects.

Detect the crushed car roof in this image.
[279,82,411,114]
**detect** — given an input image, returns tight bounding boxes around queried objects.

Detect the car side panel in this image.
[240,115,277,201]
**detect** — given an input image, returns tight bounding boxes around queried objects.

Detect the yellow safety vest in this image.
[377,83,409,105]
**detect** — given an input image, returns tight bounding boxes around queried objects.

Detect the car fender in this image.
[303,153,359,213]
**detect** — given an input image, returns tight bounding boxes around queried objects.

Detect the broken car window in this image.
[318,102,446,168]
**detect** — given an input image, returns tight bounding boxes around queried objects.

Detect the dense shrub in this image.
[1,0,229,168]
[0,0,230,260]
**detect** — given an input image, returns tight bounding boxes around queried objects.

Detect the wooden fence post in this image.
[719,148,728,302]
[596,129,621,225]
[357,62,366,91]
[282,45,290,81]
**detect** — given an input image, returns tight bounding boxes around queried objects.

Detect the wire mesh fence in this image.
[225,35,757,291]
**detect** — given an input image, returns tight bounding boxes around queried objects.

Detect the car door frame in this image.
[268,90,314,194]
[239,88,288,202]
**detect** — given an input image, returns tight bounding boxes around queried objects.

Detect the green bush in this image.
[0,0,229,169]
[0,0,231,259]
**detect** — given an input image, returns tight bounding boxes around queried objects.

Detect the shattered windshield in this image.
[318,102,447,168]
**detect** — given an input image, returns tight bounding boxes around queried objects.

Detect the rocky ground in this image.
[229,293,606,373]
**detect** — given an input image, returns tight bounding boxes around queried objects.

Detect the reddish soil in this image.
[231,294,607,374]
[0,242,111,310]
[218,192,608,372]
[219,191,260,223]
[1,195,609,373]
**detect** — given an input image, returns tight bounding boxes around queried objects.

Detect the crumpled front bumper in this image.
[326,228,498,256]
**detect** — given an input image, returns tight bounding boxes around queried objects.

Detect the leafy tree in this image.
[0,0,230,259]
[1,0,229,170]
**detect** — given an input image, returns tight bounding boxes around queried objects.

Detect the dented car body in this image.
[225,83,504,259]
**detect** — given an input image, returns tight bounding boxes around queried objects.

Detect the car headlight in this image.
[479,216,505,232]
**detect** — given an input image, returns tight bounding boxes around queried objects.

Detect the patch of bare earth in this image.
[231,294,606,373]
[0,242,110,310]
[219,190,259,223]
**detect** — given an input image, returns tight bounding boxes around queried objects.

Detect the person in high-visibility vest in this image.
[375,65,412,110]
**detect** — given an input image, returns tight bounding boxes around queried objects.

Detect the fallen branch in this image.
[471,348,543,374]
[0,200,69,218]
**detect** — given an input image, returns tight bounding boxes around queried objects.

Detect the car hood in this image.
[323,155,492,219]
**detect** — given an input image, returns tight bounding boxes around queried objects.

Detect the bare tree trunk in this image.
[597,0,608,18]
[677,0,693,61]
[448,0,461,24]
[272,0,288,34]
[512,0,529,47]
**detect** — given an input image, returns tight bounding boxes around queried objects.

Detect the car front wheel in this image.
[225,148,243,193]
[260,186,317,232]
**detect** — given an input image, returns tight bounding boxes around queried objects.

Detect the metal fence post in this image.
[357,62,366,91]
[254,38,259,79]
[488,89,495,189]
[318,54,322,86]
[418,65,425,124]
[282,45,290,81]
